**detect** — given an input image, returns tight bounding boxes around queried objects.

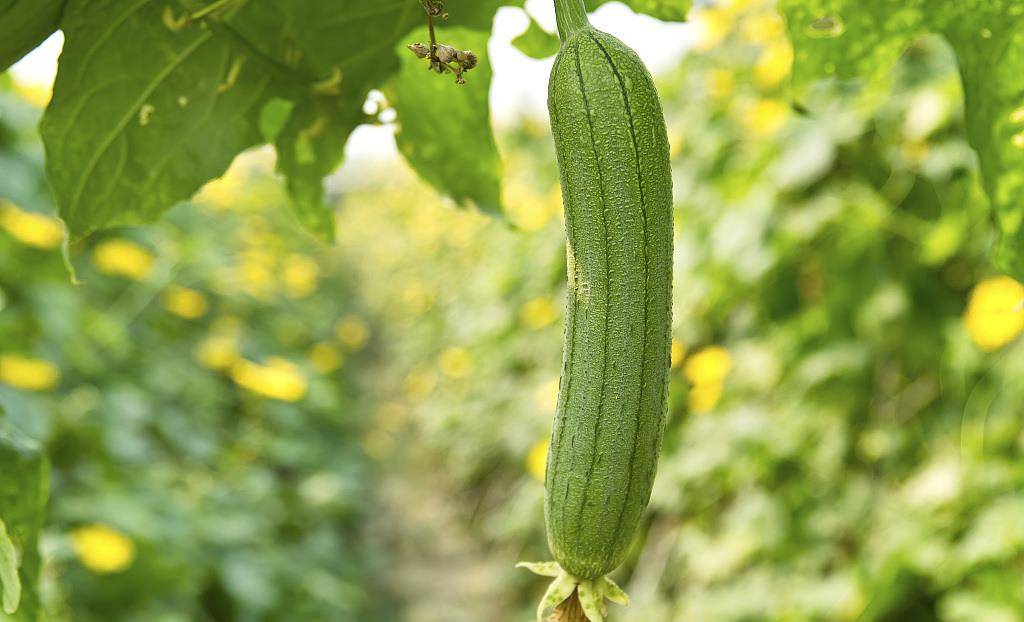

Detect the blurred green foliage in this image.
[0,79,394,620]
[2,2,1024,621]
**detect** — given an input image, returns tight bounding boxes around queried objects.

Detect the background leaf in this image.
[780,0,1024,278]
[0,518,20,615]
[587,0,690,22]
[0,0,66,72]
[389,27,503,215]
[0,415,49,622]
[512,15,561,59]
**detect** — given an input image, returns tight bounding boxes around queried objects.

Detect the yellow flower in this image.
[689,382,725,413]
[309,342,343,373]
[671,340,687,369]
[439,347,474,379]
[964,276,1024,351]
[505,182,556,231]
[239,258,274,300]
[13,79,52,108]
[0,354,60,391]
[684,346,733,386]
[0,202,64,249]
[282,254,319,299]
[521,296,559,330]
[526,439,549,482]
[335,316,370,351]
[706,68,735,100]
[162,286,209,319]
[740,9,786,44]
[739,99,791,137]
[401,281,435,313]
[753,41,793,89]
[403,368,436,399]
[693,6,734,51]
[70,524,135,574]
[195,335,239,370]
[230,357,308,402]
[196,164,247,209]
[92,239,154,280]
[535,377,561,412]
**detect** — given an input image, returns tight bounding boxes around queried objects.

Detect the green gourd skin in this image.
[544,15,674,581]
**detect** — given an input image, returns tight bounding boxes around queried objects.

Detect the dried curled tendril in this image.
[407,1,479,84]
[407,42,478,84]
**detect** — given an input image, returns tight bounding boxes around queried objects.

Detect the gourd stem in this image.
[553,0,591,41]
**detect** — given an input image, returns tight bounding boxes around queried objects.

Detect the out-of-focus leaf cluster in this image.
[0,78,394,621]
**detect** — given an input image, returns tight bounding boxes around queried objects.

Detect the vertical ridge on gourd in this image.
[542,0,673,589]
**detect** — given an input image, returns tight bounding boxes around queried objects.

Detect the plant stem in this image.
[553,0,591,41]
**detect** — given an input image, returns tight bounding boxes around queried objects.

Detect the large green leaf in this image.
[0,415,49,622]
[780,0,1024,277]
[0,0,66,72]
[40,0,278,237]
[390,27,502,215]
[512,15,561,59]
[587,0,690,22]
[225,0,422,235]
[231,0,514,230]
[37,0,685,239]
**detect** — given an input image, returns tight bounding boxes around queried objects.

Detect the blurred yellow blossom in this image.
[0,354,60,391]
[689,382,725,414]
[404,368,436,399]
[13,79,52,107]
[964,276,1024,352]
[740,8,786,44]
[162,286,209,319]
[693,6,734,51]
[506,181,557,231]
[669,132,685,159]
[754,41,793,89]
[671,340,687,369]
[739,99,791,137]
[195,335,239,370]
[535,377,561,412]
[527,440,549,482]
[282,254,319,299]
[238,254,275,300]
[684,346,733,385]
[336,315,370,351]
[309,342,343,373]
[401,281,436,313]
[439,347,474,379]
[92,239,154,280]
[521,296,559,329]
[230,357,308,402]
[684,346,733,413]
[196,165,246,209]
[70,524,135,574]
[706,68,735,100]
[0,202,64,249]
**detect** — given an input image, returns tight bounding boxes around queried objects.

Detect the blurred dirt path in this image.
[373,465,516,622]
